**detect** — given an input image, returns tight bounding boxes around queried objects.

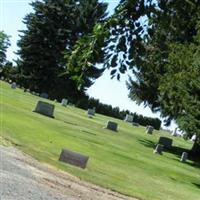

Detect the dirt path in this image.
[0,146,137,200]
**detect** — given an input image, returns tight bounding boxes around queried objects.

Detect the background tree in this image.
[66,0,200,155]
[0,31,10,69]
[17,0,107,101]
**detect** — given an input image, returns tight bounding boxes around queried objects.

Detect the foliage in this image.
[17,0,107,101]
[0,31,10,68]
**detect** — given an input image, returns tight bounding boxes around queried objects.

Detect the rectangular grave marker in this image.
[158,137,173,148]
[61,99,68,107]
[106,121,118,131]
[59,149,89,169]
[34,101,55,118]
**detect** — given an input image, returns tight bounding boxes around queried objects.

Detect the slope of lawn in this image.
[0,80,200,200]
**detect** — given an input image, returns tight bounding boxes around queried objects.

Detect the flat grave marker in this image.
[59,149,89,169]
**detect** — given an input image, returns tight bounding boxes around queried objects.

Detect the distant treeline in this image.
[76,98,161,130]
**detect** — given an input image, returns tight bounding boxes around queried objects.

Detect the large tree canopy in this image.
[17,0,107,101]
[67,0,200,153]
[0,31,10,68]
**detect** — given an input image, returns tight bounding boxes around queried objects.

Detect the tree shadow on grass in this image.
[193,183,200,189]
[138,139,156,149]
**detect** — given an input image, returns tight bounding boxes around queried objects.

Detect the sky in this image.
[0,0,177,130]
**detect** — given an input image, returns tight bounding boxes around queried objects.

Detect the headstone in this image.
[87,108,95,116]
[61,99,68,107]
[40,92,49,99]
[132,122,139,126]
[190,135,196,142]
[1,76,4,80]
[27,89,30,93]
[153,144,164,154]
[180,152,188,162]
[171,127,178,136]
[158,137,173,148]
[105,121,118,131]
[146,126,154,134]
[59,149,89,169]
[33,101,55,118]
[124,114,133,123]
[11,82,17,89]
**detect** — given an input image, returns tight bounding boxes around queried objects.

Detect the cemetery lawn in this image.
[1,81,200,200]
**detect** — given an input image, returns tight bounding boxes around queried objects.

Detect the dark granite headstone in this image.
[106,121,118,131]
[158,137,173,148]
[59,149,89,169]
[34,101,54,118]
[154,144,164,154]
[180,152,188,162]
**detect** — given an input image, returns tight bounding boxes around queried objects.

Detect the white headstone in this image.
[180,152,188,162]
[124,114,133,123]
[154,144,163,154]
[190,135,197,142]
[61,99,68,107]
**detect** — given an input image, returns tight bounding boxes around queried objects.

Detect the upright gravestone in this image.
[87,108,95,116]
[59,149,89,169]
[171,127,178,136]
[124,114,133,123]
[34,101,55,118]
[61,99,68,107]
[11,82,17,89]
[146,126,154,134]
[180,152,188,162]
[158,137,173,149]
[153,144,164,154]
[105,121,118,131]
[40,92,49,99]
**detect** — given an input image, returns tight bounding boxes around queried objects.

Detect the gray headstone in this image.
[11,82,17,89]
[59,149,89,169]
[180,152,188,162]
[106,121,118,131]
[61,99,68,107]
[34,101,55,118]
[132,122,139,126]
[154,144,164,154]
[124,114,133,123]
[87,108,95,116]
[1,76,4,80]
[171,127,178,136]
[146,126,154,134]
[40,92,49,99]
[158,137,173,148]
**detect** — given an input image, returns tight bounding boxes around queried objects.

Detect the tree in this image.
[17,0,107,101]
[66,0,200,155]
[0,31,10,69]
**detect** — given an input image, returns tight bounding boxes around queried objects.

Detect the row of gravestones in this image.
[33,100,120,169]
[153,137,188,162]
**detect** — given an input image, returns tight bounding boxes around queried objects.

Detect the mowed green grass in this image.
[0,81,200,200]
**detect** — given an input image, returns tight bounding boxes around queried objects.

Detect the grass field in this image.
[1,80,200,200]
